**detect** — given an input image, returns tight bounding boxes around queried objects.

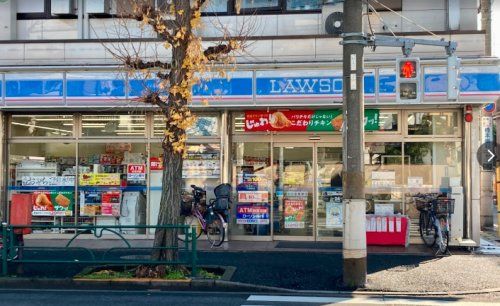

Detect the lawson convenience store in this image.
[1,59,499,246]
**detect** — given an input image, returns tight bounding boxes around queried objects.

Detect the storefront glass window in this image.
[154,114,219,137]
[202,0,228,12]
[287,0,321,10]
[78,143,147,232]
[10,115,74,137]
[365,142,404,215]
[81,115,146,137]
[317,147,343,238]
[231,142,271,236]
[241,0,279,9]
[149,143,221,226]
[9,143,76,231]
[404,141,462,222]
[407,112,459,135]
[378,111,398,132]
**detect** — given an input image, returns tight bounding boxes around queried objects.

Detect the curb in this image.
[0,277,498,296]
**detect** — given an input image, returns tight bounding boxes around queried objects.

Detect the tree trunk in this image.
[151,148,183,261]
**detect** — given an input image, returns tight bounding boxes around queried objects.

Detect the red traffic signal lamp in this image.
[400,60,417,78]
[396,57,420,103]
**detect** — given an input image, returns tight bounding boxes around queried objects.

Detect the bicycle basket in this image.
[180,200,192,216]
[214,183,232,198]
[415,198,430,211]
[432,198,455,215]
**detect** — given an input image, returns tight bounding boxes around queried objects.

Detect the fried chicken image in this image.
[331,114,343,130]
[269,111,292,129]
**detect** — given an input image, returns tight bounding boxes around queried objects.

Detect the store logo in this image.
[269,78,343,94]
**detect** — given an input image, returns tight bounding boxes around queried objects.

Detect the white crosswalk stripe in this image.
[245,295,496,305]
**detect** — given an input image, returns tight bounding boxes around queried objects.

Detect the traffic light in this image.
[447,55,461,100]
[396,57,420,103]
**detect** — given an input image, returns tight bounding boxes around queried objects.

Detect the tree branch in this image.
[203,42,236,61]
[125,56,172,70]
[123,4,177,44]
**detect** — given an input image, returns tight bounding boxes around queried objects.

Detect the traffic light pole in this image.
[341,0,367,288]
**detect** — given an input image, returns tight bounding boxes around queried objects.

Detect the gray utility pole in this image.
[341,0,367,288]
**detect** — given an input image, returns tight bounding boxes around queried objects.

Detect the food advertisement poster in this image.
[80,190,101,216]
[127,164,146,181]
[101,191,121,216]
[284,199,305,228]
[79,173,121,186]
[238,191,269,203]
[236,204,270,225]
[244,109,379,132]
[32,191,74,216]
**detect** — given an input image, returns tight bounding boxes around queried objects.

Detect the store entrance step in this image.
[275,241,342,249]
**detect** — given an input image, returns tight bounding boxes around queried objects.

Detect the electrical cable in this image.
[364,0,396,37]
[367,0,442,39]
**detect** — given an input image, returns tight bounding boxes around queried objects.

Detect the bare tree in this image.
[101,0,249,274]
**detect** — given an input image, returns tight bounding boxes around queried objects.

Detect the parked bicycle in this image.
[178,184,231,247]
[414,193,454,254]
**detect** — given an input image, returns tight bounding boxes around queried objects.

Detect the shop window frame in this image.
[8,114,77,139]
[404,109,462,139]
[79,113,147,139]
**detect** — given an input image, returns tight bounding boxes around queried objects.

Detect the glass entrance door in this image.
[273,145,314,238]
[316,146,343,240]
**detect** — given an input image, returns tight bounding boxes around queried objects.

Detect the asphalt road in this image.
[0,290,493,306]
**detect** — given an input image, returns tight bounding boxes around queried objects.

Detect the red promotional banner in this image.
[244,109,380,132]
[245,110,315,132]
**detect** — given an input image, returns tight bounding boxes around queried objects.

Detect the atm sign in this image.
[127,164,146,181]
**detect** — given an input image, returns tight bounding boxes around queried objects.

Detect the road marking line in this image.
[246,295,491,305]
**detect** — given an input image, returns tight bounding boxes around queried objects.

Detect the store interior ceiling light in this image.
[12,122,71,134]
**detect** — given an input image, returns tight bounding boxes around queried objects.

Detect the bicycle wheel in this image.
[419,210,436,247]
[206,212,225,247]
[436,216,450,254]
[178,215,202,242]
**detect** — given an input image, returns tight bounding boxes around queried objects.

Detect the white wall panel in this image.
[272,38,315,57]
[43,19,78,40]
[17,20,43,40]
[365,12,402,34]
[199,16,238,37]
[237,15,278,37]
[460,8,478,30]
[65,43,107,60]
[24,43,65,60]
[0,44,25,63]
[403,0,445,10]
[401,10,446,32]
[277,14,319,36]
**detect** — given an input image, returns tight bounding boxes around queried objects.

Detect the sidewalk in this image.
[23,237,435,255]
[7,238,498,293]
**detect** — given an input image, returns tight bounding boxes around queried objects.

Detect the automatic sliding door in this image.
[273,145,313,238]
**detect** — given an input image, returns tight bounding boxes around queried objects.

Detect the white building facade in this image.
[0,0,498,246]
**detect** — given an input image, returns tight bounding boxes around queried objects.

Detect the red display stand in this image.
[366,215,409,247]
[10,194,33,235]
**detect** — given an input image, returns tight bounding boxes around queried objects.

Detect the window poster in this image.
[284,199,305,228]
[236,204,270,225]
[326,200,343,229]
[32,191,74,216]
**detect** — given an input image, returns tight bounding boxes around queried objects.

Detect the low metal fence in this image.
[0,223,197,277]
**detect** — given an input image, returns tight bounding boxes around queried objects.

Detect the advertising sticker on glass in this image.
[238,191,269,203]
[236,204,270,225]
[32,191,74,216]
[284,199,305,228]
